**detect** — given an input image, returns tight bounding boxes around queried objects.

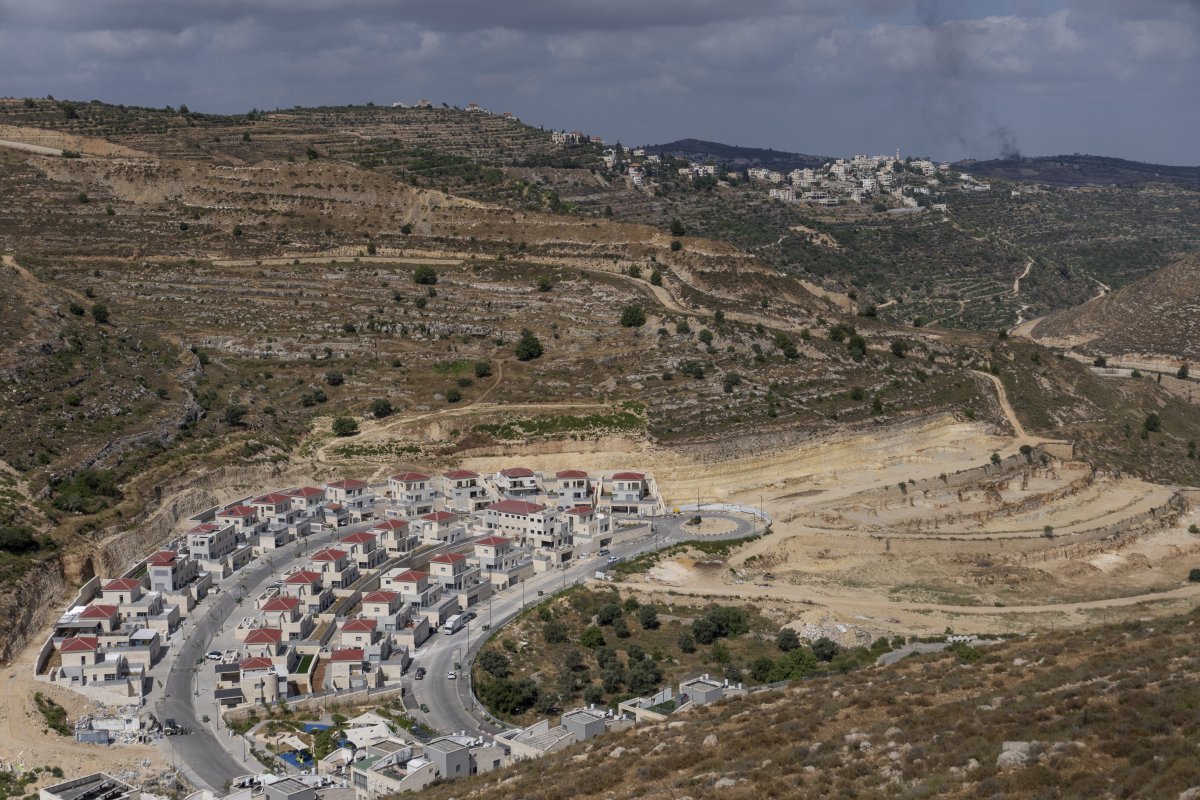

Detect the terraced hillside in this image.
[421,609,1200,800]
[1026,253,1200,363]
[2,99,1200,663]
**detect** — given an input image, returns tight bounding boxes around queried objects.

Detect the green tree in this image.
[1178,363,1190,379]
[369,398,394,418]
[580,625,605,649]
[811,636,841,662]
[777,628,801,652]
[515,329,544,361]
[412,265,438,285]
[537,277,553,292]
[670,240,682,252]
[474,361,492,378]
[650,269,663,286]
[678,631,696,653]
[331,416,359,437]
[1144,412,1162,433]
[0,526,38,554]
[543,619,569,644]
[366,240,377,255]
[445,387,462,403]
[669,218,686,236]
[90,303,109,324]
[613,617,630,638]
[596,603,622,625]
[698,328,714,346]
[620,304,647,327]
[325,371,344,386]
[637,605,660,630]
[222,404,248,426]
[478,650,511,678]
[890,339,911,358]
[628,658,663,695]
[1189,568,1200,583]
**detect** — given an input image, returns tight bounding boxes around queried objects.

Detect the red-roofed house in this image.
[281,570,333,614]
[442,469,488,512]
[565,505,611,541]
[100,578,145,606]
[78,604,121,633]
[472,535,533,590]
[495,467,538,495]
[257,595,313,641]
[485,500,570,569]
[309,548,358,589]
[372,518,419,556]
[340,617,379,647]
[416,510,464,545]
[242,627,290,663]
[324,479,374,518]
[329,648,372,691]
[340,530,385,570]
[251,492,294,517]
[217,504,263,536]
[611,472,649,511]
[381,568,450,619]
[387,472,437,515]
[428,552,480,591]
[555,470,594,508]
[146,550,199,593]
[286,486,326,513]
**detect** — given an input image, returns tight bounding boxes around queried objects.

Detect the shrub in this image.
[650,269,663,286]
[1179,363,1190,379]
[628,658,663,695]
[890,339,911,358]
[596,603,622,626]
[474,361,492,378]
[628,265,642,279]
[669,218,686,236]
[478,650,511,678]
[678,631,696,653]
[90,303,109,324]
[400,223,413,235]
[811,637,841,662]
[325,371,344,386]
[620,304,647,327]
[1189,568,1200,582]
[445,388,462,403]
[670,240,682,252]
[613,617,630,638]
[637,605,660,630]
[542,619,568,643]
[537,277,553,292]
[370,398,394,418]
[68,301,85,316]
[222,404,248,426]
[698,329,714,346]
[580,626,605,649]
[412,265,438,285]
[331,416,359,437]
[52,469,121,514]
[1144,412,1162,433]
[0,526,38,554]
[515,329,544,361]
[777,627,800,652]
[477,677,539,715]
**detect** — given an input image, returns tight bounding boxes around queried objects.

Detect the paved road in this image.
[162,510,759,789]
[407,513,758,738]
[157,522,364,792]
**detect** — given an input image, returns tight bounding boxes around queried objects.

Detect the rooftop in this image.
[285,570,321,585]
[341,531,377,544]
[476,536,511,547]
[239,656,274,670]
[391,471,431,482]
[500,467,535,478]
[60,636,99,653]
[41,773,137,800]
[327,478,368,490]
[102,578,141,591]
[362,590,398,603]
[219,504,258,516]
[253,492,294,504]
[310,548,348,562]
[331,647,365,662]
[420,510,457,522]
[245,627,283,644]
[556,469,588,479]
[430,552,467,564]
[373,519,410,530]
[612,471,646,481]
[443,469,479,479]
[79,604,118,620]
[488,499,547,515]
[342,618,378,632]
[262,596,300,612]
[391,570,428,583]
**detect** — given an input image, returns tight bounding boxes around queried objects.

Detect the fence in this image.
[673,503,772,525]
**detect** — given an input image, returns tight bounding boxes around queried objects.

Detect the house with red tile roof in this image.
[610,472,650,512]
[415,510,465,545]
[442,469,489,513]
[281,570,333,614]
[484,500,572,571]
[372,517,420,556]
[285,485,326,513]
[387,472,437,516]
[216,504,264,536]
[324,478,375,519]
[555,469,594,508]
[309,548,359,589]
[340,530,386,570]
[495,466,539,495]
[428,552,480,592]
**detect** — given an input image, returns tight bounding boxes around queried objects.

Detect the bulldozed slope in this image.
[1029,253,1200,362]
[422,609,1200,800]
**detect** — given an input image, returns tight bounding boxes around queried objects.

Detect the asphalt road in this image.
[407,512,758,738]
[161,510,758,789]
[157,522,361,792]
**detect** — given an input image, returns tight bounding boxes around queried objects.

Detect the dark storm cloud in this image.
[0,0,1196,162]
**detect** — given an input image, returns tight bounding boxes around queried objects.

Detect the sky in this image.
[1,0,1198,163]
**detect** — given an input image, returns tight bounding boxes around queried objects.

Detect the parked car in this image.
[463,611,477,621]
[446,670,457,680]
[608,556,620,564]
[205,651,222,661]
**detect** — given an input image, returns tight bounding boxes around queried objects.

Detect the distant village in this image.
[601,146,995,213]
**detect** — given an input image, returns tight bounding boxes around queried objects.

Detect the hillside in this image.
[1027,253,1200,363]
[959,154,1200,188]
[642,138,829,170]
[2,97,1200,664]
[421,609,1200,800]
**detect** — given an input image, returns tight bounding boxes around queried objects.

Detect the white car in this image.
[446,670,457,680]
[205,651,222,661]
